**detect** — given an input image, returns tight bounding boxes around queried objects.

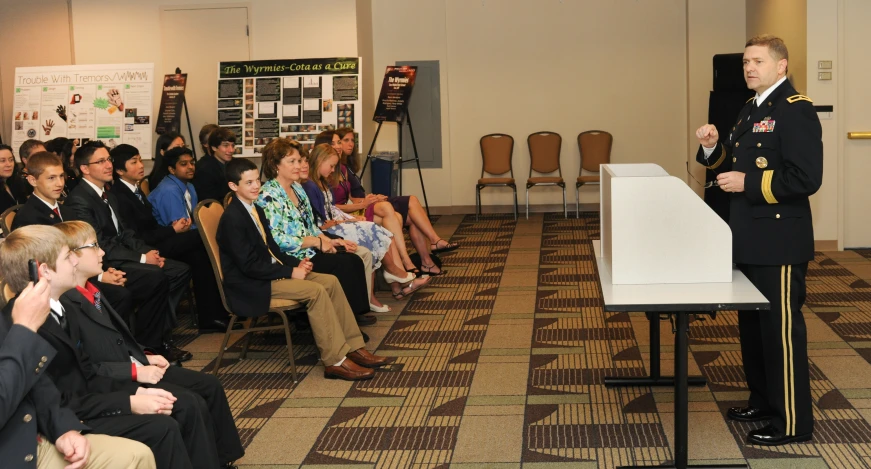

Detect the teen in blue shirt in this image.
[148,146,198,230]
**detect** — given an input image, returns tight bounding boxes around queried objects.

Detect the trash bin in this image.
[370,152,399,197]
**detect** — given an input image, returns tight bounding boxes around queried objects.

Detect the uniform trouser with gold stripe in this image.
[271,272,366,365]
[737,263,813,436]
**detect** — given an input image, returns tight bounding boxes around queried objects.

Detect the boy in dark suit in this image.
[192,127,235,203]
[56,220,243,468]
[110,144,231,332]
[11,151,133,325]
[0,225,190,469]
[217,158,393,381]
[64,141,191,362]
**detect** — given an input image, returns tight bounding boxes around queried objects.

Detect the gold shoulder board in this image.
[787,94,813,104]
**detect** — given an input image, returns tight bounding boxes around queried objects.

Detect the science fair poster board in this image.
[11,63,156,159]
[217,57,361,157]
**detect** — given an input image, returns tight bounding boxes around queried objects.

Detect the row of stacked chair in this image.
[476,130,613,219]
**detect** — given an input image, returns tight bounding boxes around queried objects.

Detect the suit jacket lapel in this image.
[41,312,79,354]
[70,291,115,331]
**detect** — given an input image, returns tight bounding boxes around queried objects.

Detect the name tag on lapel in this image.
[753,119,776,133]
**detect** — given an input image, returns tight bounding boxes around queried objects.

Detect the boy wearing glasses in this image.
[56,221,243,469]
[193,127,235,203]
[64,141,192,364]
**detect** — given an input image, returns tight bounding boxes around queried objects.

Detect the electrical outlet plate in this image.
[818,71,832,80]
[818,60,833,69]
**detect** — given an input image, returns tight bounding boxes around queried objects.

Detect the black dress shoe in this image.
[198,319,242,333]
[747,424,812,446]
[162,342,193,363]
[727,406,774,422]
[356,314,377,326]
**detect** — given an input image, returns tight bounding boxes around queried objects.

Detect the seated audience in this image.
[148,147,198,229]
[329,128,459,276]
[0,225,191,469]
[0,144,27,215]
[0,276,156,469]
[256,138,375,326]
[218,158,394,380]
[64,141,192,362]
[193,127,235,203]
[111,144,231,332]
[57,220,243,467]
[11,151,133,322]
[302,144,430,306]
[148,132,186,190]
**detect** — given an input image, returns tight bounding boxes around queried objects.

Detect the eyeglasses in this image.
[87,157,113,166]
[73,241,100,252]
[685,162,719,189]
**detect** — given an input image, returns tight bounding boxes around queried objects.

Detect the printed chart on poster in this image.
[217,57,362,157]
[11,63,155,159]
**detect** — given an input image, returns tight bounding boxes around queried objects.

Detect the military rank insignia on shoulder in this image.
[786,94,813,104]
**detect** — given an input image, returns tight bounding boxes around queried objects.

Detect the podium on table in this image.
[594,163,768,469]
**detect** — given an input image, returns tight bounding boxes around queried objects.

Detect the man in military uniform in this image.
[695,34,822,446]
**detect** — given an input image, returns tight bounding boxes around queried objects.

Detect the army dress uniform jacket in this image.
[696,80,823,266]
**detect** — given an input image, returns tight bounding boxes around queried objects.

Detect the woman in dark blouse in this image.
[0,144,28,217]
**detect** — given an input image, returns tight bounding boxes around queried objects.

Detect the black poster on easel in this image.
[155,73,187,134]
[373,66,416,123]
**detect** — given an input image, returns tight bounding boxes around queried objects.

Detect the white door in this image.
[159,5,250,156]
[843,0,871,247]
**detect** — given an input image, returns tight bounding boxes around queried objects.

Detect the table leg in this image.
[605,312,706,388]
[617,313,746,469]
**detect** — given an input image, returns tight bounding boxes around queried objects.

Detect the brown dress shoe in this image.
[324,359,374,381]
[347,349,396,368]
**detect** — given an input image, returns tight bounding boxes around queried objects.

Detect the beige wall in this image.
[371,0,705,209]
[687,0,747,197]
[0,0,73,152]
[805,0,839,243]
[746,0,808,93]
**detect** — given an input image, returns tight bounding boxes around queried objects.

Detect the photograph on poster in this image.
[218,57,362,157]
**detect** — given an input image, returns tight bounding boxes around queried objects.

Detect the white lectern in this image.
[600,163,731,285]
[593,164,768,469]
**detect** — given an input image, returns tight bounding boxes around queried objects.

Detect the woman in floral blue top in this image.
[255,138,372,320]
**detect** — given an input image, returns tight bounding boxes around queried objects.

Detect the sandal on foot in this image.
[421,263,446,276]
[369,303,392,313]
[406,268,427,278]
[430,239,459,254]
[391,276,432,300]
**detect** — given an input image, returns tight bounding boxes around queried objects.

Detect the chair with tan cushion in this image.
[575,130,613,217]
[193,199,303,380]
[526,131,566,219]
[476,134,518,220]
[1,204,22,237]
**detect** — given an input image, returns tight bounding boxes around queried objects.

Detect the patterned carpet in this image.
[175,212,871,468]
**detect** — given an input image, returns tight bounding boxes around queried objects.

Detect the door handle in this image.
[847,132,871,139]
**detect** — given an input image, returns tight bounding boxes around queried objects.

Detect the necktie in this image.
[51,310,69,334]
[134,187,144,204]
[94,291,102,312]
[52,207,61,220]
[250,208,283,265]
[100,191,108,202]
[184,190,192,216]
